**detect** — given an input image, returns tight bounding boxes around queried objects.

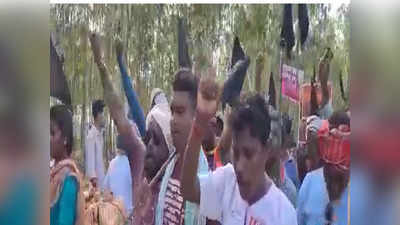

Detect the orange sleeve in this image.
[213,146,223,169]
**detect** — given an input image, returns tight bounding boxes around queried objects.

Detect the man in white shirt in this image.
[86,99,106,188]
[181,89,297,225]
[103,134,133,215]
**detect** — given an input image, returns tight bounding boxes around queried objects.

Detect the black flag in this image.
[298,4,309,47]
[268,72,276,109]
[177,17,191,69]
[281,4,295,58]
[221,37,250,110]
[310,64,319,116]
[230,36,245,69]
[50,34,71,106]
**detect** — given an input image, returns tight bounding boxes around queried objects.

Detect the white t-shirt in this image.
[103,154,133,215]
[199,163,297,225]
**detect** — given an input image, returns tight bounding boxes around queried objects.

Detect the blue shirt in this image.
[350,166,396,225]
[297,167,349,225]
[285,158,300,190]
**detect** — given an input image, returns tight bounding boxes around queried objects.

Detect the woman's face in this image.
[50,120,64,160]
[143,119,170,180]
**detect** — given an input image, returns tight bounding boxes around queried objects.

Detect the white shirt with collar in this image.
[199,163,297,225]
[85,124,105,187]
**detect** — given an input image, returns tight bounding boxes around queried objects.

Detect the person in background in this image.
[213,108,233,169]
[149,88,169,110]
[278,135,298,208]
[145,88,169,133]
[200,115,226,225]
[103,134,133,215]
[181,92,297,225]
[85,99,106,189]
[285,147,300,190]
[201,116,218,170]
[280,114,299,190]
[202,109,234,172]
[297,111,350,225]
[297,114,326,184]
[50,105,83,225]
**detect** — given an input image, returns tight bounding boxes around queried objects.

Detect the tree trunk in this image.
[255,54,264,93]
[80,25,88,172]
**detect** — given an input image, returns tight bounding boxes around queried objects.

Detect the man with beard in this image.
[90,33,174,225]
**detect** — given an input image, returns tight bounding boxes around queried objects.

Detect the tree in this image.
[50,3,350,167]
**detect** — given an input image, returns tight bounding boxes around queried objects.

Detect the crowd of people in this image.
[49,31,350,225]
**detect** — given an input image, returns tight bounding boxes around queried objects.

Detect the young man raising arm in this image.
[181,91,297,225]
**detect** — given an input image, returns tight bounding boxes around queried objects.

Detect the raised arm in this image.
[216,107,233,165]
[318,49,332,108]
[181,67,220,203]
[116,42,146,137]
[89,33,145,186]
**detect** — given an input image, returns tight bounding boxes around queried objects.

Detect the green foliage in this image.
[50,4,349,160]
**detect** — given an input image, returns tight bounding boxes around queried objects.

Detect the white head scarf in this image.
[146,103,174,156]
[305,115,324,141]
[150,88,168,108]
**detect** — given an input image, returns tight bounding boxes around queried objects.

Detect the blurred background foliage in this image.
[50,4,349,169]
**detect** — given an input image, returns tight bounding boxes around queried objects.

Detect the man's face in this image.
[202,117,217,151]
[144,119,170,179]
[232,127,268,201]
[170,91,195,154]
[95,111,106,128]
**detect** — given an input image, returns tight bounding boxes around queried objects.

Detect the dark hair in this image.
[92,99,105,119]
[216,115,224,130]
[116,134,128,153]
[282,113,295,148]
[172,69,198,109]
[51,104,73,156]
[229,94,271,146]
[328,111,350,129]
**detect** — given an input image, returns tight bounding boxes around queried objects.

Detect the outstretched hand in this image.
[195,66,220,127]
[89,33,104,64]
